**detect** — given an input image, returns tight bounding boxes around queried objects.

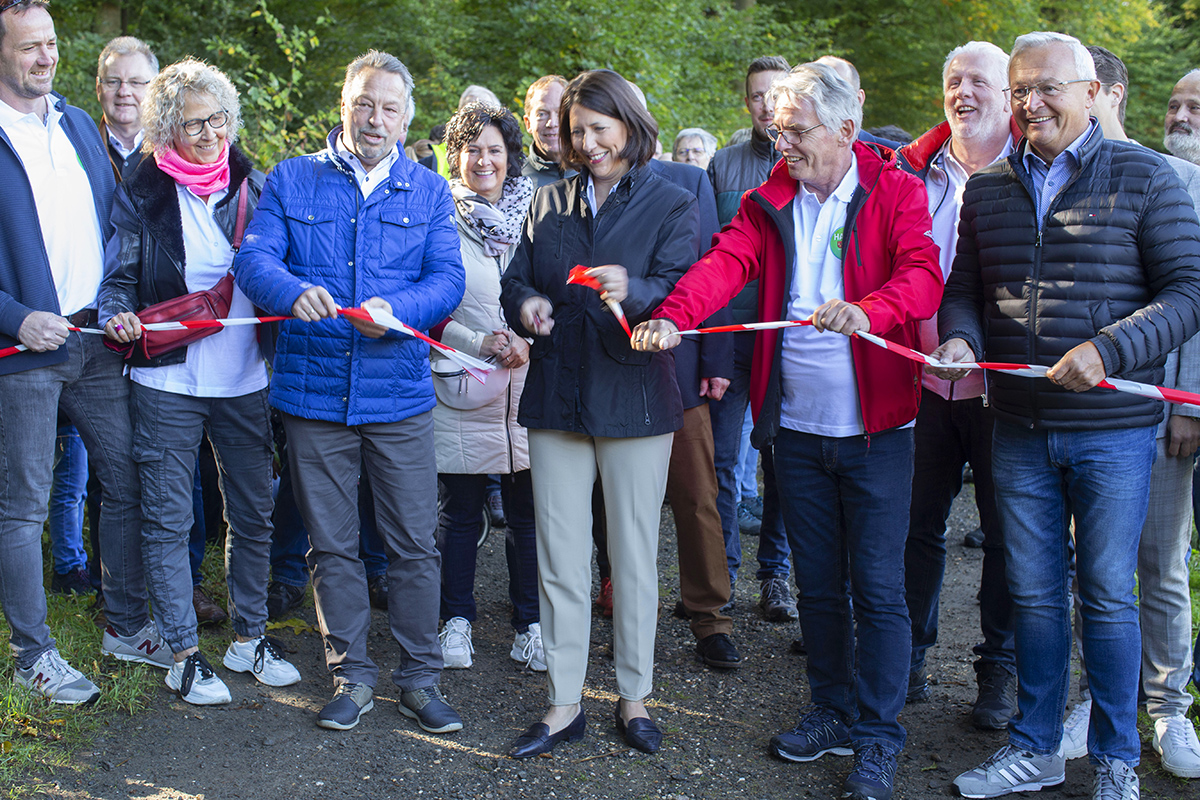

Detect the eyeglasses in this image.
[1004,79,1092,103]
[99,78,151,91]
[182,110,229,137]
[0,1,27,14]
[765,122,823,146]
[674,147,708,158]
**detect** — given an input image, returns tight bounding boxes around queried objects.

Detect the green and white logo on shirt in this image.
[830,226,845,259]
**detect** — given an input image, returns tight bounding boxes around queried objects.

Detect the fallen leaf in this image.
[267,619,316,635]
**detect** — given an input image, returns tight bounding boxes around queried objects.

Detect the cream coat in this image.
[432,212,530,474]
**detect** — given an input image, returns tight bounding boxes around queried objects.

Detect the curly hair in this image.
[444,102,525,182]
[140,58,242,154]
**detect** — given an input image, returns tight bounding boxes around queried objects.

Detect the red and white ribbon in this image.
[676,319,1200,411]
[566,265,632,337]
[1,311,495,385]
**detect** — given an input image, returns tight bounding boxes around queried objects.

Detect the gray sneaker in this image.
[758,577,799,622]
[316,683,374,730]
[737,502,762,536]
[14,650,100,705]
[399,685,463,733]
[1092,758,1139,800]
[954,744,1065,798]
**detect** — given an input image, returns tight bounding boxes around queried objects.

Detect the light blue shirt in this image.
[1022,119,1097,229]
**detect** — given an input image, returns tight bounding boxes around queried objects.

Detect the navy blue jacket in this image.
[0,94,116,376]
[649,159,732,409]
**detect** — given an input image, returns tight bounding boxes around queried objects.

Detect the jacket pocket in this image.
[379,207,428,271]
[283,206,339,272]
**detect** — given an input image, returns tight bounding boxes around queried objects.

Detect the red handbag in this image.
[118,178,249,362]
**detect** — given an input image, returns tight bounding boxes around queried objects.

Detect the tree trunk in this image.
[96,1,121,37]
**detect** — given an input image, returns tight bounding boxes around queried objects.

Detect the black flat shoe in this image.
[508,709,586,758]
[614,703,662,753]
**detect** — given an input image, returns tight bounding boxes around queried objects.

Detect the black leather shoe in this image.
[695,633,742,669]
[508,709,586,758]
[614,703,662,753]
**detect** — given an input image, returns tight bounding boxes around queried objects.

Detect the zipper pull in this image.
[1036,229,1042,248]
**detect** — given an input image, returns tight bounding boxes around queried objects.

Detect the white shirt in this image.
[920,135,1014,400]
[130,184,268,397]
[779,154,864,437]
[336,133,398,199]
[107,128,143,161]
[0,95,105,316]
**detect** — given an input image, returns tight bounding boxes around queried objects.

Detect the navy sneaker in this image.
[769,705,853,762]
[843,743,898,800]
[316,683,374,730]
[399,685,463,733]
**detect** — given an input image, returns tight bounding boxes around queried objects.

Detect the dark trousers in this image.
[438,470,538,631]
[905,389,1013,675]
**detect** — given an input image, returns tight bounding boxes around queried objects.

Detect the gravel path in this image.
[21,487,1196,799]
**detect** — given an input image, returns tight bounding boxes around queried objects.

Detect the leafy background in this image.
[45,0,1200,168]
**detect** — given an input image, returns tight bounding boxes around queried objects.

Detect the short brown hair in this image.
[558,69,658,172]
[523,74,567,117]
[0,0,50,46]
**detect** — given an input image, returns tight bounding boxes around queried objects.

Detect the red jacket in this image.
[653,140,944,442]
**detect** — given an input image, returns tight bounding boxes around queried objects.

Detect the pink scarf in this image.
[154,140,231,196]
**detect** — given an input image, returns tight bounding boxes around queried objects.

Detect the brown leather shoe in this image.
[193,586,228,626]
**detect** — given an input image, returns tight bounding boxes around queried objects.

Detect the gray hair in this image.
[140,59,241,153]
[1011,31,1096,80]
[405,93,415,126]
[943,41,1008,87]
[343,50,414,101]
[674,127,717,156]
[458,84,499,110]
[768,62,862,140]
[97,35,159,77]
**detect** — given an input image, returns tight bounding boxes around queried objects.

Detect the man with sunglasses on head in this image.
[0,0,169,705]
[631,61,942,800]
[937,32,1200,800]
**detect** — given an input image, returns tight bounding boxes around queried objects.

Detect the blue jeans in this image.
[438,471,538,631]
[773,426,913,751]
[906,390,1013,675]
[709,334,791,585]
[992,421,1154,764]
[270,458,387,588]
[49,422,90,574]
[736,405,757,499]
[131,384,275,651]
[0,332,147,667]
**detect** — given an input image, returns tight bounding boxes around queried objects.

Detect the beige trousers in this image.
[528,429,673,705]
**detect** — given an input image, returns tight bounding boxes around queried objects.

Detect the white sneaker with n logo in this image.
[954,744,1066,798]
[102,620,173,669]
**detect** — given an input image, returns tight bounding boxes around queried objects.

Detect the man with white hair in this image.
[894,41,1019,731]
[95,35,156,180]
[630,61,942,800]
[937,32,1200,800]
[1165,69,1200,165]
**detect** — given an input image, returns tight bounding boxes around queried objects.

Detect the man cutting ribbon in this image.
[631,61,942,800]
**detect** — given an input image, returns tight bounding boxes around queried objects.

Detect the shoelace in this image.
[408,685,446,709]
[1093,760,1138,800]
[439,624,474,654]
[36,652,80,684]
[763,578,789,604]
[519,630,544,667]
[333,682,361,700]
[853,743,895,787]
[179,652,215,696]
[791,707,842,741]
[253,636,288,674]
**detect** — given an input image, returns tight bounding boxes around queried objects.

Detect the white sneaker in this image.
[165,652,231,705]
[14,650,100,705]
[102,620,172,669]
[511,622,547,671]
[1062,698,1091,760]
[223,636,301,687]
[438,617,473,669]
[1152,715,1200,779]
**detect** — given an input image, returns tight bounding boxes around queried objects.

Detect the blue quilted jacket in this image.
[234,129,465,425]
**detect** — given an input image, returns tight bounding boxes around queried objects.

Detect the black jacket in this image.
[500,164,699,437]
[940,127,1200,429]
[98,144,265,368]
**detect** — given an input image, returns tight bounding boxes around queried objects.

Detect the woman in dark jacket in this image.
[98,59,299,706]
[500,69,699,757]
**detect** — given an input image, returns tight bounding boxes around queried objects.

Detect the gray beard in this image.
[1165,130,1200,165]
